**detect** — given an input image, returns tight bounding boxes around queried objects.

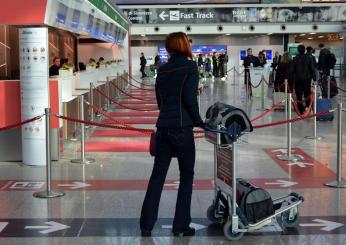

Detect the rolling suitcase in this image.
[320,76,338,98]
[316,98,334,121]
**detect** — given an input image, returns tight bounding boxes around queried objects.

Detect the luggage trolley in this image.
[204,102,304,241]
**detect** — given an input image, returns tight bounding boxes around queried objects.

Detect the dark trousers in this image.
[140,127,195,233]
[140,65,146,78]
[213,64,218,77]
[219,63,225,77]
[295,81,311,114]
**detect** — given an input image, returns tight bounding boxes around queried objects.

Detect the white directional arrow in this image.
[295,155,305,160]
[58,182,91,190]
[162,222,206,231]
[159,11,169,21]
[25,221,70,234]
[287,161,313,168]
[0,222,8,233]
[164,181,180,189]
[272,149,292,154]
[164,181,195,189]
[300,219,344,232]
[265,180,298,188]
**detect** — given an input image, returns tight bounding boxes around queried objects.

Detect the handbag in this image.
[149,131,156,156]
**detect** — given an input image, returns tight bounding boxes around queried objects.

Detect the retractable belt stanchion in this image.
[89,82,94,123]
[285,79,288,121]
[257,75,267,111]
[104,77,110,111]
[325,103,346,188]
[34,108,65,198]
[71,95,96,165]
[277,93,300,161]
[305,83,323,140]
[328,76,331,99]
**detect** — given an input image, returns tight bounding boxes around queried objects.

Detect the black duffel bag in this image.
[237,179,274,224]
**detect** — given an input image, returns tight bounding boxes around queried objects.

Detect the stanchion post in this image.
[285,79,288,121]
[71,95,96,165]
[105,77,110,110]
[325,103,346,188]
[33,108,65,198]
[305,83,323,140]
[277,93,300,161]
[246,71,249,100]
[89,83,94,122]
[261,76,265,110]
[327,76,331,100]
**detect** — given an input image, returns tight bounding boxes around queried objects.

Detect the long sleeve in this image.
[182,63,203,125]
[155,83,161,110]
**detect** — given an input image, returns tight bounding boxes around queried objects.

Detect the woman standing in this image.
[275,52,293,92]
[140,32,204,237]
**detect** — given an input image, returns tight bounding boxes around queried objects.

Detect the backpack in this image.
[236,179,274,223]
[326,52,336,69]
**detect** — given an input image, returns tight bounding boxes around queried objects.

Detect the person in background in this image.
[271,51,281,85]
[49,57,60,76]
[275,52,293,92]
[218,52,225,78]
[88,58,96,66]
[306,46,318,81]
[140,32,204,238]
[271,51,281,71]
[291,44,316,115]
[140,52,147,78]
[97,57,105,68]
[212,52,218,78]
[197,54,205,78]
[257,51,267,67]
[318,43,330,77]
[204,54,212,78]
[223,51,229,76]
[243,48,257,96]
[154,53,161,67]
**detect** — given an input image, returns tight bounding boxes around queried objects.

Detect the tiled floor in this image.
[0,72,346,244]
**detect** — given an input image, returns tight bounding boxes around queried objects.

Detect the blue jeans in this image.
[140,127,195,233]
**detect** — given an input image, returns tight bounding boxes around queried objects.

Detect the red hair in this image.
[165,32,192,59]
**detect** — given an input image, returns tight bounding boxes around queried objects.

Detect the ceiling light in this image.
[309,32,316,35]
[267,33,273,35]
[307,37,313,40]
[340,37,344,40]
[140,34,146,37]
[318,35,324,38]
[299,34,306,36]
[225,33,231,36]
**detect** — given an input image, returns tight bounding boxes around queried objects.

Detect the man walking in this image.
[292,45,316,115]
[140,52,147,78]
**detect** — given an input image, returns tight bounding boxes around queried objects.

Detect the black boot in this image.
[173,227,195,237]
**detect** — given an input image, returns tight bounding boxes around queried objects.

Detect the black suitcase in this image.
[320,76,338,98]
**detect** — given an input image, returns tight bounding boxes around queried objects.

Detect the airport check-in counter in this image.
[0,65,128,161]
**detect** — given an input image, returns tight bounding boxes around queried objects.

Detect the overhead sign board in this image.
[122,6,346,24]
[115,0,259,4]
[45,0,129,44]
